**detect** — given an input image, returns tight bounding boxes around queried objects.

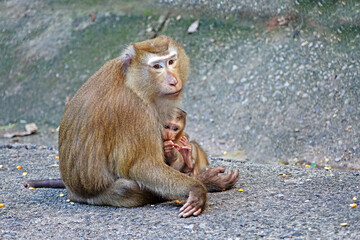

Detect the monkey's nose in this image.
[167,73,178,86]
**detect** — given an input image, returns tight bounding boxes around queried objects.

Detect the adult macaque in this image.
[29,36,239,217]
[162,108,209,177]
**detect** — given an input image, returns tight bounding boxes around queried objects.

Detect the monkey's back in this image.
[58,59,163,198]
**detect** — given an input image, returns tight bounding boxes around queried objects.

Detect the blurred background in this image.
[1,0,359,169]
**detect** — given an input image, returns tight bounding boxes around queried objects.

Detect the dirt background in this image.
[1,0,359,170]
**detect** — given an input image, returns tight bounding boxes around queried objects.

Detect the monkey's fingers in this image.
[173,144,182,150]
[223,169,240,189]
[179,203,202,218]
[164,141,176,153]
[229,169,240,183]
[213,166,226,174]
[179,136,189,145]
[164,145,175,153]
[163,140,175,147]
[180,135,188,141]
[193,208,202,216]
[180,145,191,150]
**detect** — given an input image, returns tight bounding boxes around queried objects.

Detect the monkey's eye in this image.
[168,59,175,65]
[173,126,179,131]
[164,124,170,129]
[153,64,162,69]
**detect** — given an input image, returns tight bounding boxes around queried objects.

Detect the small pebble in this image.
[352,197,357,201]
[0,164,4,168]
[29,187,35,190]
[350,203,357,208]
[340,223,348,227]
[59,193,65,197]
[22,172,28,176]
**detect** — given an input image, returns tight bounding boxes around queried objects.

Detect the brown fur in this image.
[163,108,209,176]
[58,36,207,216]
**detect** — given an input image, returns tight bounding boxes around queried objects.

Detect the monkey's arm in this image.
[175,136,193,170]
[189,141,209,176]
[164,140,184,166]
[129,159,207,217]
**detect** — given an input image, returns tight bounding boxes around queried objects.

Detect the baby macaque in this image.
[162,108,209,177]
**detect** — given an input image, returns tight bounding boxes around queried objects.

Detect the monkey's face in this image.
[147,49,182,98]
[162,121,183,141]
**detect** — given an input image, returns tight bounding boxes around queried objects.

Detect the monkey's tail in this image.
[28,179,65,188]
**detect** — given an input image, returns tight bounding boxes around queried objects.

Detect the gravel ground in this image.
[1,144,359,239]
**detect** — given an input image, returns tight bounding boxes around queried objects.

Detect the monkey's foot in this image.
[197,167,239,192]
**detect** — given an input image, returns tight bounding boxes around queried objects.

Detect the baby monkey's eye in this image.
[164,124,170,129]
[173,126,179,131]
[168,59,174,65]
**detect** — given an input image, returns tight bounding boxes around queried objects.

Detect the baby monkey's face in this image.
[162,120,183,141]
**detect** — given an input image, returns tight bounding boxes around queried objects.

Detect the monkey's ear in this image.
[119,45,135,74]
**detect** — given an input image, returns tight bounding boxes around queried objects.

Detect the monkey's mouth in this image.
[166,89,182,97]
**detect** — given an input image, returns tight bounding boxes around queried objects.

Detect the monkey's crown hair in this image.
[166,107,187,121]
[133,36,170,54]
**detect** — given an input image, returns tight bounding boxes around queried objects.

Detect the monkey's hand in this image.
[196,167,239,192]
[179,189,206,218]
[163,140,176,154]
[174,136,193,169]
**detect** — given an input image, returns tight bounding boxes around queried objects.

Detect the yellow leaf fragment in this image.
[238,189,244,192]
[0,203,4,207]
[350,203,357,208]
[56,156,60,159]
[301,41,308,46]
[340,222,348,227]
[305,165,310,168]
[29,187,35,190]
[59,193,65,197]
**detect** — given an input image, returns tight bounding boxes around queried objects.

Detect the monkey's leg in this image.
[68,178,164,207]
